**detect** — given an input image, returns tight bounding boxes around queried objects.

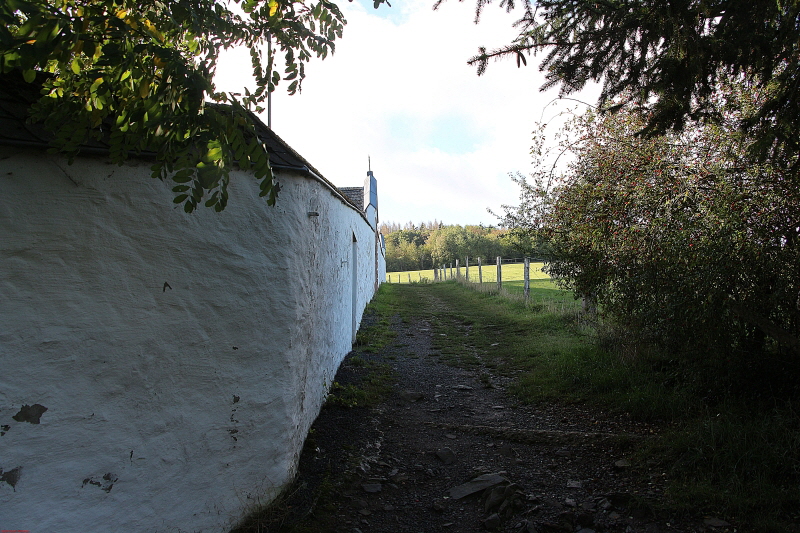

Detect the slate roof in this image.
[338,187,364,211]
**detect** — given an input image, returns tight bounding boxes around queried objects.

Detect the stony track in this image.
[236,290,736,533]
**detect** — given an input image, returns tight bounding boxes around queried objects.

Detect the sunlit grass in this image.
[385,261,550,285]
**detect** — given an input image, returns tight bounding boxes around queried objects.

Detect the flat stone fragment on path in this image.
[704,518,732,528]
[361,483,382,493]
[436,447,456,464]
[449,473,507,500]
[400,390,424,402]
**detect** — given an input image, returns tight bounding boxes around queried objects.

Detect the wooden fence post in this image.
[478,257,482,284]
[465,257,470,282]
[496,256,502,291]
[456,259,460,279]
[524,257,530,300]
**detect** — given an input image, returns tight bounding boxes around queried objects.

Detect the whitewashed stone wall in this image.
[0,146,383,532]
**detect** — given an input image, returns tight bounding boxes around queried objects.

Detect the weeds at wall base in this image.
[231,292,402,533]
[229,474,321,533]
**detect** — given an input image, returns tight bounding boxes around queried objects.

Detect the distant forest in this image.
[380,221,542,273]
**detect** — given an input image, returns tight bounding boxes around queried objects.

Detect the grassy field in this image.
[385,262,550,285]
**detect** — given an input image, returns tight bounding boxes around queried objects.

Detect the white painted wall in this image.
[0,147,383,532]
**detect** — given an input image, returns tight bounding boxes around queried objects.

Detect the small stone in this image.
[454,384,473,391]
[567,480,583,489]
[555,447,571,457]
[484,513,502,530]
[436,447,456,465]
[445,434,457,439]
[557,511,576,529]
[484,486,507,513]
[703,518,731,528]
[432,502,445,513]
[449,473,507,500]
[383,504,394,511]
[359,509,372,516]
[391,473,409,483]
[400,390,424,402]
[614,459,631,470]
[361,483,382,493]
[565,499,577,507]
[503,484,521,500]
[498,443,515,457]
[492,405,505,409]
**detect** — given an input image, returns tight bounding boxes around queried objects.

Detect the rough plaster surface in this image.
[0,147,384,532]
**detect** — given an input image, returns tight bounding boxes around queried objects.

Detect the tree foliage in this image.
[454,0,800,170]
[381,222,542,272]
[0,0,372,211]
[500,80,800,359]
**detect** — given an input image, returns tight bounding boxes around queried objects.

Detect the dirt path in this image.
[240,289,733,533]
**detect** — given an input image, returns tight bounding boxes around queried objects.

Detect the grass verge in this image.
[231,291,401,533]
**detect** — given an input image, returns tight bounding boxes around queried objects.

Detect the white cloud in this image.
[216,0,599,226]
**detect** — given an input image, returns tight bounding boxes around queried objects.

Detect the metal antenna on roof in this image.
[368,155,371,172]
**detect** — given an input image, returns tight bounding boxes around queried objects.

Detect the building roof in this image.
[338,187,364,211]
[0,70,362,210]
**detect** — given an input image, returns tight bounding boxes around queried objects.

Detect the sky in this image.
[216,0,598,226]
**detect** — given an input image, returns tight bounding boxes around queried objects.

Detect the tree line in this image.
[380,222,540,273]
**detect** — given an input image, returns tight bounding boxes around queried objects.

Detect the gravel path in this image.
[238,290,735,533]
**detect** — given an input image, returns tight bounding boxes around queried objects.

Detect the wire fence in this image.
[386,257,551,293]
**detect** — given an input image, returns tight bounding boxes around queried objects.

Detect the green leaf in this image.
[173,194,188,203]
[173,171,193,183]
[22,69,36,83]
[204,192,219,207]
[90,77,103,95]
